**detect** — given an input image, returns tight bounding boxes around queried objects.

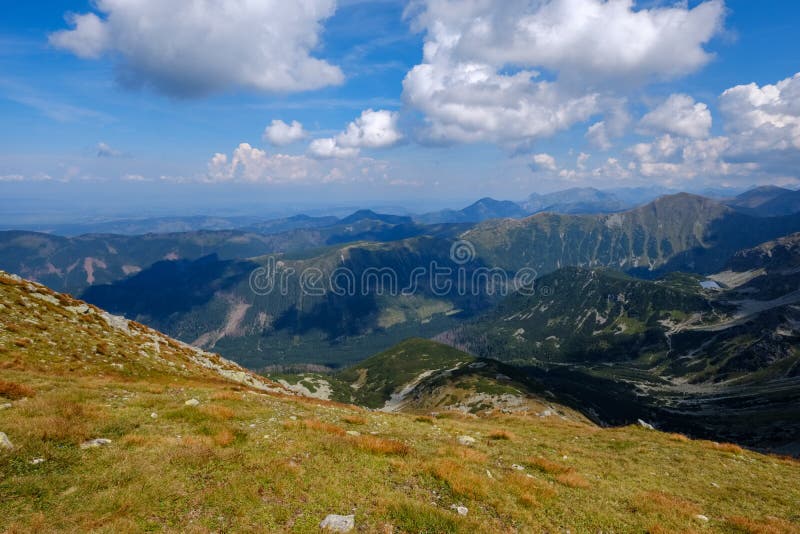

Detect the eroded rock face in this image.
[319,514,355,532]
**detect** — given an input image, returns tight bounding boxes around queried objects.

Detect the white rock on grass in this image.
[457,435,476,446]
[511,464,525,471]
[0,403,12,410]
[80,438,112,449]
[30,458,45,465]
[695,514,710,522]
[0,432,13,450]
[150,412,158,419]
[319,514,355,532]
[184,399,200,407]
[450,504,468,516]
[637,419,655,430]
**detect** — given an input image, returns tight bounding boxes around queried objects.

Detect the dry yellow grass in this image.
[210,390,242,401]
[488,429,515,440]
[727,515,800,534]
[631,491,702,519]
[198,404,236,420]
[555,471,591,489]
[526,456,572,474]
[0,380,35,400]
[351,435,411,456]
[429,459,489,499]
[706,441,745,454]
[341,414,367,425]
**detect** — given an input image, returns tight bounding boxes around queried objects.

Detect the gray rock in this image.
[319,514,355,532]
[80,438,112,449]
[184,399,200,407]
[0,432,13,450]
[450,504,468,516]
[457,435,476,446]
[637,419,655,430]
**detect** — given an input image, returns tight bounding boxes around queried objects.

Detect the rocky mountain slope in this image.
[1,272,799,532]
[274,339,588,421]
[443,239,800,453]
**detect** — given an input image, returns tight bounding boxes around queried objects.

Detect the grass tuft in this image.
[526,456,571,475]
[488,429,514,441]
[352,435,411,456]
[0,380,36,400]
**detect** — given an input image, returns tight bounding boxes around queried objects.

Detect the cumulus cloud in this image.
[308,138,361,159]
[49,0,344,97]
[402,0,725,145]
[719,73,800,167]
[532,153,557,171]
[208,143,389,184]
[308,109,403,158]
[263,120,307,146]
[639,94,712,139]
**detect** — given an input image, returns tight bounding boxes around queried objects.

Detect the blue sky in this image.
[1,0,799,218]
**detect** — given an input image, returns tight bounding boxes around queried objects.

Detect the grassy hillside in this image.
[2,271,799,532]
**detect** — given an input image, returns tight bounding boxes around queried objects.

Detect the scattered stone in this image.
[0,432,13,450]
[30,458,45,465]
[711,482,720,488]
[486,469,493,479]
[540,410,553,417]
[695,514,710,522]
[346,430,360,437]
[637,419,655,430]
[450,504,468,516]
[80,438,112,449]
[457,435,476,446]
[0,403,12,410]
[511,464,525,471]
[61,486,78,496]
[150,412,158,419]
[319,514,355,532]
[289,415,297,421]
[184,399,200,407]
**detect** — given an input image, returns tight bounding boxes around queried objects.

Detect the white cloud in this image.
[207,142,389,184]
[403,0,724,145]
[263,120,307,146]
[308,138,361,159]
[719,73,800,167]
[0,174,24,182]
[97,141,123,158]
[49,0,344,97]
[308,109,403,158]
[121,173,149,182]
[49,13,109,59]
[532,153,557,171]
[639,94,712,139]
